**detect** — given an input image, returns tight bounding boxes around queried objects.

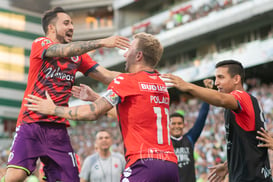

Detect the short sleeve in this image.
[107,74,136,103]
[103,89,121,106]
[78,53,99,76]
[229,90,255,131]
[229,90,243,113]
[31,37,57,61]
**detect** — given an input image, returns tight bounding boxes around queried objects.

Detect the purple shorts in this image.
[121,158,179,182]
[7,122,79,182]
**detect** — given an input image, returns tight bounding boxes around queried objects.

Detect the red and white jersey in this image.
[104,71,177,168]
[17,37,98,126]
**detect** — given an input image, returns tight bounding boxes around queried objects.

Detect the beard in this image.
[56,33,67,44]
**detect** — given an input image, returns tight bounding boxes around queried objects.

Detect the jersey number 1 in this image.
[153,107,170,145]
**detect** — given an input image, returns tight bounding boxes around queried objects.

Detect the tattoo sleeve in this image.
[55,107,65,117]
[52,97,112,121]
[46,40,102,57]
[87,98,111,119]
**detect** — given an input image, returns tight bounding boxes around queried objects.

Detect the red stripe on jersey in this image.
[17,37,98,126]
[230,90,255,131]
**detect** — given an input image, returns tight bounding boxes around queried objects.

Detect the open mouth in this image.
[172,128,182,132]
[66,31,73,38]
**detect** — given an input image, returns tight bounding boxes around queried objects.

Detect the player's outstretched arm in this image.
[161,73,238,110]
[257,127,273,150]
[87,65,121,85]
[25,91,113,121]
[45,35,130,57]
[186,79,212,143]
[72,84,118,118]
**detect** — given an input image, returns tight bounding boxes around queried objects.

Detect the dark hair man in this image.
[161,60,272,182]
[2,6,129,182]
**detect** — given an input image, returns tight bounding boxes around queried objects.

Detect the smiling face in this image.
[170,116,185,137]
[51,12,74,43]
[215,67,236,93]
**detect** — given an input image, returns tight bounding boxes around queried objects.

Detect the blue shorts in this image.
[7,122,79,182]
[121,158,179,182]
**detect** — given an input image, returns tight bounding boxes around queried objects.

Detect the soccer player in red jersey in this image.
[161,60,272,182]
[25,32,179,181]
[2,7,129,182]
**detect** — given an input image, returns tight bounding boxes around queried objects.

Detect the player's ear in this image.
[234,74,241,84]
[48,24,56,33]
[136,51,143,61]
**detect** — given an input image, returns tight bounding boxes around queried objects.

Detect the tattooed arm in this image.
[45,35,130,57]
[46,40,101,57]
[25,91,113,121]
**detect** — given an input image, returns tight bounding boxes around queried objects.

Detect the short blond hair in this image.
[134,32,163,68]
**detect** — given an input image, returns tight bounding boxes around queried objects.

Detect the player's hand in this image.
[71,85,81,99]
[257,127,273,150]
[208,162,228,182]
[71,84,100,102]
[24,91,56,115]
[160,73,190,91]
[100,36,130,50]
[204,79,214,89]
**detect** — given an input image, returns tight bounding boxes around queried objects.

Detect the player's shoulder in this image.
[117,71,152,78]
[112,152,124,158]
[33,37,49,43]
[32,37,53,47]
[111,152,125,162]
[82,153,100,168]
[117,72,137,79]
[85,153,99,162]
[230,90,251,100]
[111,72,135,85]
[230,90,246,94]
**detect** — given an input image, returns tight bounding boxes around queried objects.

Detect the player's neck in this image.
[46,34,60,43]
[99,150,111,159]
[233,85,245,92]
[132,64,154,73]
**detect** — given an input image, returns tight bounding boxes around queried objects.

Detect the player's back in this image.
[109,71,177,167]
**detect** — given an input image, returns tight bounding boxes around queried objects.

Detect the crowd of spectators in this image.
[90,0,251,70]
[133,0,249,35]
[89,0,273,95]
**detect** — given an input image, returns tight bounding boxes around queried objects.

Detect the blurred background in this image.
[0,0,273,181]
